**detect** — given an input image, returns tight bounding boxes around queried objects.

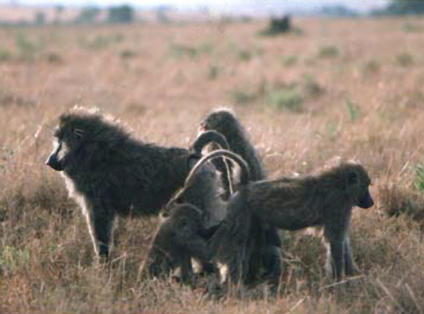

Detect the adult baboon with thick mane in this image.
[45,106,229,259]
[199,108,282,285]
[182,150,374,285]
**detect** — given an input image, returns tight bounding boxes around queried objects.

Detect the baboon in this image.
[200,108,281,285]
[189,128,234,196]
[200,108,265,182]
[140,203,211,283]
[183,150,374,283]
[45,107,229,259]
[163,150,250,285]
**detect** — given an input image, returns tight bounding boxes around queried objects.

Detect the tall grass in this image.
[0,18,424,313]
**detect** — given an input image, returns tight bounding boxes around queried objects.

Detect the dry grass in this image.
[1,18,424,313]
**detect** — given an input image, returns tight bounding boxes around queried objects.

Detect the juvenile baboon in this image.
[164,150,251,285]
[200,108,281,284]
[140,203,211,283]
[184,150,374,283]
[200,108,265,182]
[45,107,228,259]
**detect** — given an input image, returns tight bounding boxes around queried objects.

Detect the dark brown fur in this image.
[200,108,266,185]
[200,109,281,285]
[45,107,228,259]
[184,150,374,284]
[140,203,211,283]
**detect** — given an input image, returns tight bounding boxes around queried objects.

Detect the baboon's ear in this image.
[72,128,85,138]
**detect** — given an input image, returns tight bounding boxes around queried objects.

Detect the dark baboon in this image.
[200,108,265,182]
[200,108,281,285]
[165,150,251,285]
[140,203,211,283]
[45,107,228,259]
[184,150,374,283]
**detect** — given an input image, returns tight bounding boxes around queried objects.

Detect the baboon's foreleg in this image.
[86,200,114,259]
[175,228,212,277]
[343,235,359,276]
[186,236,212,262]
[330,241,344,280]
[179,252,194,283]
[324,227,345,280]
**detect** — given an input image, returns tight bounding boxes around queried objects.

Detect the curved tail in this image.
[190,130,229,155]
[165,149,249,210]
[186,149,250,188]
[190,130,233,195]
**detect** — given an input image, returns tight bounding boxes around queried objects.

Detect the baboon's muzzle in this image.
[358,190,374,209]
[45,153,64,171]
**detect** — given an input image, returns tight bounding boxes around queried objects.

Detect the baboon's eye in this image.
[348,172,358,185]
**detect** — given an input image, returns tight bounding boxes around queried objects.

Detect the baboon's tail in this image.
[190,130,229,155]
[164,149,249,210]
[185,149,250,188]
[190,130,234,195]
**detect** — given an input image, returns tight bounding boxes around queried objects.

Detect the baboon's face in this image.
[168,204,203,235]
[200,110,235,134]
[45,116,84,171]
[45,139,67,171]
[346,165,374,209]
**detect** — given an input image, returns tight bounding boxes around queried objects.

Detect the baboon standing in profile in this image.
[140,203,211,282]
[183,150,374,284]
[45,107,229,259]
[200,108,281,284]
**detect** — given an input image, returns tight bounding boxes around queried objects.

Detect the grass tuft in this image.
[318,45,339,58]
[267,85,304,113]
[396,52,414,67]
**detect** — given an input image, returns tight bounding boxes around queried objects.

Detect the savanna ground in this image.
[0,17,424,313]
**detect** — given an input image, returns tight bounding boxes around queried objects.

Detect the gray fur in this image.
[200,108,281,285]
[185,150,373,285]
[45,107,227,258]
[140,203,211,283]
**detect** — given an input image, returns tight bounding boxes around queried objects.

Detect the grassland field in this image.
[0,17,424,313]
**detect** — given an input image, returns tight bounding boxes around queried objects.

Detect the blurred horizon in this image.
[0,0,416,25]
[0,0,388,13]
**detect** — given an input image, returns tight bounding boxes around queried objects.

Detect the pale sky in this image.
[0,0,389,12]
